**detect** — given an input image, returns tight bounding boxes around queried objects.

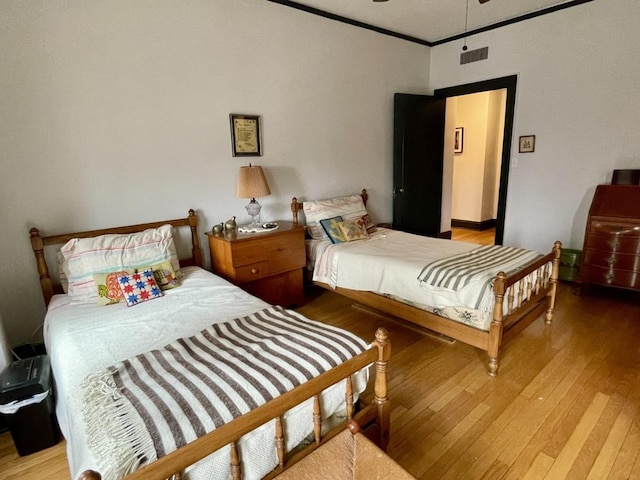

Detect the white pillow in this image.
[303,195,373,240]
[59,224,181,304]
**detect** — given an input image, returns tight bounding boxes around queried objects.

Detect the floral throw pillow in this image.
[338,219,369,242]
[117,269,163,307]
[94,270,132,306]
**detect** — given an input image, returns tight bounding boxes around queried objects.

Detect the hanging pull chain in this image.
[463,0,469,51]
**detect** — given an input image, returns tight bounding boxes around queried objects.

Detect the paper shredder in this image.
[0,354,59,455]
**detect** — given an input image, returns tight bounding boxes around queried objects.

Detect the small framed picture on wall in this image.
[519,135,535,153]
[230,114,262,157]
[454,127,464,154]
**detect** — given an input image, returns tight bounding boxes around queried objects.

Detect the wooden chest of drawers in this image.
[206,221,306,306]
[580,185,640,291]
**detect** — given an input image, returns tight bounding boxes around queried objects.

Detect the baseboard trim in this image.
[451,219,496,231]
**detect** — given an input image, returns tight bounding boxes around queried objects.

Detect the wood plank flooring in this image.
[296,282,640,480]
[2,235,639,479]
[451,226,496,245]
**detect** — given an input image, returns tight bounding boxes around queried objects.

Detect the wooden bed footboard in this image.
[78,328,390,480]
[487,241,561,375]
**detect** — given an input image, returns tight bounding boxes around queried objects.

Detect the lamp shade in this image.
[236,165,271,199]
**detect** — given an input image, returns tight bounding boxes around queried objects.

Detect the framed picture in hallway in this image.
[454,127,464,154]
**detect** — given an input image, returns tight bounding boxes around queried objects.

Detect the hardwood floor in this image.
[451,226,496,245]
[3,248,639,478]
[297,283,640,479]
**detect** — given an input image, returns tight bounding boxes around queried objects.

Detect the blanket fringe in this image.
[82,371,157,480]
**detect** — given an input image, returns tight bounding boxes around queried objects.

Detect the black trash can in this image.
[0,355,59,455]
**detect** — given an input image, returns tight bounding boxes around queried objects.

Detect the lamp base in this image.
[245,198,262,226]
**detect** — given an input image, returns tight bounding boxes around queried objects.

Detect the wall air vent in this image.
[460,46,489,64]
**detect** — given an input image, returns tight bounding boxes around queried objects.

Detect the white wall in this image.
[451,93,490,222]
[0,0,430,346]
[484,89,505,222]
[430,0,640,253]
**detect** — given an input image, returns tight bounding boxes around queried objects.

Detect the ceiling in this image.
[269,0,589,45]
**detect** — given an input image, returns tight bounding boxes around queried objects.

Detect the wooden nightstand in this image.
[206,221,306,307]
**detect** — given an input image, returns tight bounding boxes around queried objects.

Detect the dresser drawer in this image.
[584,233,640,253]
[588,219,640,238]
[583,248,640,272]
[581,264,640,290]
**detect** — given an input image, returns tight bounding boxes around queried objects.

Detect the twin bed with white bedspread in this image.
[30,210,390,480]
[45,267,368,480]
[292,190,562,376]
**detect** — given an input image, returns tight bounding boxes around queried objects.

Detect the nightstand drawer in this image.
[232,234,305,274]
[235,261,269,282]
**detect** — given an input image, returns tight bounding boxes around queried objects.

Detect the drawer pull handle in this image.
[604,272,614,282]
[606,257,617,266]
[607,239,620,249]
[251,268,260,274]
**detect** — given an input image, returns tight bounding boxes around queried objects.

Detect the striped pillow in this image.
[303,195,371,240]
[60,224,180,305]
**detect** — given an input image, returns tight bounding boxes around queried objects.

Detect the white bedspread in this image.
[311,229,543,330]
[44,267,368,480]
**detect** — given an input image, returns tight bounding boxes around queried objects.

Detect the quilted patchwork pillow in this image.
[117,269,163,307]
[93,260,177,306]
[303,195,369,240]
[320,216,346,244]
[338,219,369,242]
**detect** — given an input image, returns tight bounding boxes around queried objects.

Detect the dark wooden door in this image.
[393,93,446,237]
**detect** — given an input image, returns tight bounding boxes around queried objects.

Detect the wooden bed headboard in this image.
[290,188,368,225]
[29,209,204,306]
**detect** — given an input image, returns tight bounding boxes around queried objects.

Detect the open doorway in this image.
[445,89,506,246]
[435,75,518,246]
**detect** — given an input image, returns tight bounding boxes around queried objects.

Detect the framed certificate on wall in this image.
[230,114,262,157]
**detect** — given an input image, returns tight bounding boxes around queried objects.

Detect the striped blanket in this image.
[417,245,542,307]
[82,306,369,480]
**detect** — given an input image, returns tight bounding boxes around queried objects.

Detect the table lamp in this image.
[236,164,271,228]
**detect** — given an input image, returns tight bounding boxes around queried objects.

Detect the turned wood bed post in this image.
[78,472,101,480]
[373,327,391,450]
[29,228,54,306]
[187,209,204,268]
[487,272,507,377]
[545,241,562,324]
[291,197,301,225]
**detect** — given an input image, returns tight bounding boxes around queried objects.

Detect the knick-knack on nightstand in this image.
[224,216,237,232]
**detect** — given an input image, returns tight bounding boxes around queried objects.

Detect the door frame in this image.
[434,75,517,246]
